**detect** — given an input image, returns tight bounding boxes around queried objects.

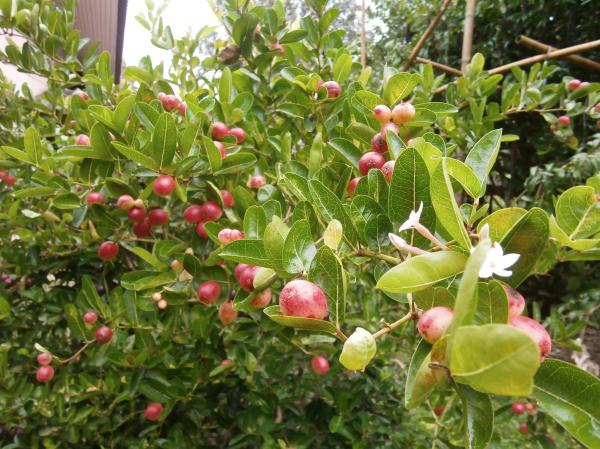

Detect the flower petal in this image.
[494,268,513,277]
[388,233,407,250]
[500,253,520,268]
[479,264,494,278]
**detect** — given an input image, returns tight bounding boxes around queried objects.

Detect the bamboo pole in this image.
[460,0,476,72]
[360,0,366,67]
[516,35,600,72]
[435,39,600,94]
[402,0,453,71]
[415,57,462,76]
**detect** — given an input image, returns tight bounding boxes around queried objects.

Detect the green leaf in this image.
[263,305,337,335]
[134,102,160,130]
[415,102,459,115]
[53,192,80,209]
[309,179,358,245]
[81,276,110,318]
[112,142,159,171]
[405,339,443,408]
[120,271,177,291]
[213,153,257,175]
[202,136,223,172]
[328,138,361,169]
[90,122,114,161]
[24,126,43,167]
[64,303,86,340]
[219,67,232,104]
[126,246,164,270]
[445,158,481,198]
[152,112,177,168]
[456,385,494,449]
[555,186,600,239]
[499,208,549,287]
[450,324,540,396]
[2,145,31,164]
[376,251,468,293]
[477,208,527,242]
[533,358,600,449]
[473,280,508,325]
[308,133,323,177]
[464,129,502,196]
[0,296,11,320]
[264,216,289,269]
[383,72,420,104]
[308,245,347,328]
[282,219,317,274]
[430,158,471,249]
[333,53,352,83]
[113,94,136,133]
[413,287,455,310]
[183,253,202,277]
[279,29,307,44]
[220,239,275,268]
[243,205,267,239]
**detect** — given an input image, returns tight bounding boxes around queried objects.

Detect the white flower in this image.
[398,202,423,232]
[388,233,407,251]
[479,243,520,278]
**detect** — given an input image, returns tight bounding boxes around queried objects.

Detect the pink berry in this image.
[234,264,250,283]
[199,201,223,222]
[183,205,203,224]
[98,241,119,261]
[148,209,169,226]
[347,177,361,197]
[382,160,395,182]
[83,311,98,324]
[434,405,445,416]
[311,355,329,375]
[86,192,106,205]
[512,402,526,415]
[133,220,152,237]
[372,105,392,123]
[153,175,176,196]
[2,175,13,186]
[549,124,557,133]
[127,206,146,223]
[502,284,525,318]
[239,266,258,292]
[508,316,552,359]
[218,301,238,324]
[196,222,208,238]
[74,90,89,101]
[248,175,266,189]
[417,307,454,344]
[75,134,91,146]
[197,280,221,304]
[37,353,52,366]
[518,423,528,435]
[116,195,135,210]
[250,288,272,308]
[228,127,245,144]
[391,103,416,124]
[557,115,571,127]
[145,402,164,421]
[211,121,229,140]
[178,101,187,116]
[567,79,581,90]
[218,228,244,245]
[279,279,328,320]
[214,141,227,158]
[95,326,113,343]
[36,365,54,383]
[271,43,284,56]
[380,122,399,140]
[322,81,342,98]
[358,151,386,176]
[161,94,180,111]
[371,133,388,153]
[221,190,235,207]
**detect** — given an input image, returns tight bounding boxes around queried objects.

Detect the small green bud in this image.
[339,327,376,371]
[324,219,343,250]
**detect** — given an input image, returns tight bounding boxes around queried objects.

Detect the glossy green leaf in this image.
[477,208,527,241]
[282,219,316,274]
[309,179,358,245]
[264,216,289,269]
[23,126,43,166]
[383,72,420,105]
[213,152,257,175]
[0,296,11,320]
[405,339,444,408]
[121,271,177,291]
[219,67,232,103]
[152,112,177,168]
[413,287,455,310]
[243,205,267,239]
[456,385,494,449]
[464,129,502,196]
[263,305,337,335]
[308,245,347,328]
[220,239,274,268]
[473,280,508,325]
[555,186,600,239]
[112,142,159,171]
[328,138,361,169]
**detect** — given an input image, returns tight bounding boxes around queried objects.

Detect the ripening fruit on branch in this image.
[372,105,392,123]
[214,141,226,158]
[145,403,164,421]
[37,353,52,366]
[271,42,284,56]
[218,301,238,324]
[347,177,360,197]
[95,326,113,343]
[234,264,250,283]
[178,101,187,116]
[433,405,445,417]
[311,355,329,375]
[86,192,106,205]
[248,175,266,189]
[370,133,388,153]
[382,160,395,182]
[557,115,571,126]
[525,403,538,416]
[73,89,89,101]
[218,228,244,245]
[502,284,525,317]
[512,402,526,414]
[567,79,581,90]
[127,206,146,223]
[148,209,169,226]
[160,93,180,111]
[211,121,229,140]
[518,423,528,435]
[153,175,176,196]
[508,316,552,359]
[199,201,223,221]
[83,311,98,324]
[227,127,246,143]
[221,190,235,207]
[417,307,454,344]
[98,241,119,261]
[75,134,91,146]
[238,265,258,292]
[197,280,221,304]
[116,194,135,210]
[549,124,557,133]
[183,205,203,224]
[279,279,328,319]
[133,220,151,237]
[380,122,399,141]
[321,81,342,98]
[36,365,54,383]
[196,222,208,238]
[250,288,272,308]
[3,175,16,186]
[391,103,416,124]
[358,151,386,176]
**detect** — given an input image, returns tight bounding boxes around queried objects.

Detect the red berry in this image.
[221,190,235,207]
[391,103,416,124]
[518,423,528,435]
[525,403,538,416]
[0,170,6,180]
[433,405,445,416]
[98,241,119,261]
[0,175,11,186]
[322,81,342,98]
[145,403,164,421]
[36,365,54,383]
[557,115,571,126]
[37,353,52,366]
[228,127,246,144]
[214,141,227,158]
[512,402,526,415]
[148,209,169,226]
[508,316,552,359]
[567,79,581,90]
[271,42,284,56]
[381,122,399,140]
[153,175,176,196]
[75,134,91,146]
[211,121,229,140]
[157,92,166,101]
[197,280,221,304]
[549,124,557,133]
[199,201,223,222]
[502,284,525,318]
[417,307,454,344]
[178,101,187,116]
[372,105,392,123]
[311,355,329,375]
[196,222,208,238]
[116,195,135,210]
[218,228,244,244]
[133,220,152,237]
[347,177,360,197]
[128,206,146,223]
[74,90,89,101]
[95,326,113,343]
[218,301,238,324]
[183,205,203,223]
[86,192,106,205]
[250,288,272,308]
[220,358,233,366]
[161,94,180,111]
[83,311,98,324]
[382,160,395,182]
[234,264,250,282]
[279,279,328,320]
[370,133,388,153]
[248,175,266,189]
[239,266,258,292]
[358,151,386,176]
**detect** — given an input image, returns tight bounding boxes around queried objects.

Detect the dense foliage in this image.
[0,0,599,448]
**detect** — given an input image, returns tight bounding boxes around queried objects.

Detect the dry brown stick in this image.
[402,0,453,71]
[435,39,600,94]
[416,56,463,76]
[516,35,600,72]
[461,0,477,72]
